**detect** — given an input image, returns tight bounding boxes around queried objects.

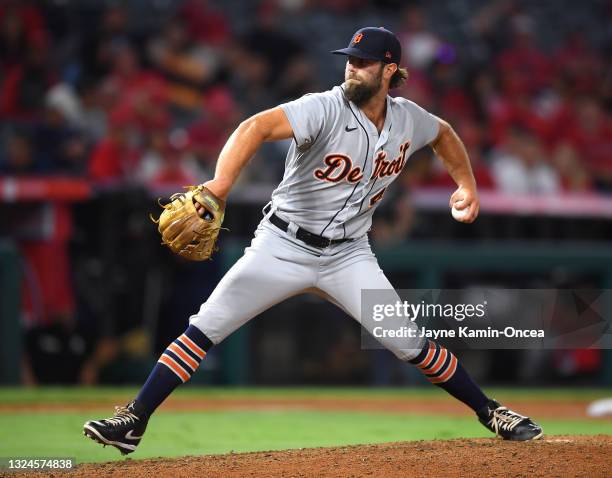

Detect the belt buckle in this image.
[323,237,333,248]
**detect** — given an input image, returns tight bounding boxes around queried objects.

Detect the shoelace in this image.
[488,406,526,435]
[105,406,139,426]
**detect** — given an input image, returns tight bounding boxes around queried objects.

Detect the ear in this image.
[384,63,398,80]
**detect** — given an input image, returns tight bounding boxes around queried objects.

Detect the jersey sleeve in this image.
[280,92,330,149]
[405,100,440,151]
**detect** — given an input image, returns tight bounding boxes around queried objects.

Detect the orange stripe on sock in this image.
[416,341,436,369]
[177,335,206,359]
[159,354,190,382]
[168,343,198,371]
[429,354,458,384]
[424,348,448,375]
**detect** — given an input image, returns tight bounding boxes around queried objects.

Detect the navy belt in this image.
[264,206,352,248]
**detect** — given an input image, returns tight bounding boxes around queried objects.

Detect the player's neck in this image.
[359,91,388,133]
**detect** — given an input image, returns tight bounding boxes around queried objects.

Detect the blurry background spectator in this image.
[490,127,560,195]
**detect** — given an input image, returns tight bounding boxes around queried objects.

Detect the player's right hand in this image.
[449,184,479,223]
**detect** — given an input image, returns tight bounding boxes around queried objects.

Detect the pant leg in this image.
[315,238,425,361]
[190,223,318,344]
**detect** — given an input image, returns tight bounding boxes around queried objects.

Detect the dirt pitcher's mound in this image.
[65,435,611,478]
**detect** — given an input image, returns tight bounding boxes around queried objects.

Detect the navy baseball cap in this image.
[332,27,401,65]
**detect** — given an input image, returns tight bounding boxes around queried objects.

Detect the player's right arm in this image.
[203,107,294,200]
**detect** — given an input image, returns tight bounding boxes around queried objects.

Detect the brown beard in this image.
[343,68,383,106]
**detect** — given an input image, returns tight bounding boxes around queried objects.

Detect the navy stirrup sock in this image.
[136,325,213,415]
[409,340,489,412]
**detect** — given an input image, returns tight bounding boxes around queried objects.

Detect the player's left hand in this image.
[151,185,226,260]
[449,184,479,223]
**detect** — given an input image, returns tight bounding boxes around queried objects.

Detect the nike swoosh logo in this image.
[125,430,143,440]
[345,126,357,132]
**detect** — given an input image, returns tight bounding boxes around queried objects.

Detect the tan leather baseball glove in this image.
[151,185,225,261]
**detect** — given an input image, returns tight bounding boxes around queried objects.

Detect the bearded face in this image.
[343,60,383,106]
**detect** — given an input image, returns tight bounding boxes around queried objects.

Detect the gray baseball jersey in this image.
[273,85,440,239]
[190,86,439,360]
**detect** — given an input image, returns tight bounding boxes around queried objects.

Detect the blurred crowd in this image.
[396,1,612,195]
[0,0,611,192]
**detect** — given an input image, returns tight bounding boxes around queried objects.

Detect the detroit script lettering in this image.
[313,141,411,184]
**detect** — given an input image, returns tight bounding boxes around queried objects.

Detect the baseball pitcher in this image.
[84,27,542,455]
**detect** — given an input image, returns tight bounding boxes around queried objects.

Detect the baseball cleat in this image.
[83,400,149,455]
[477,399,543,441]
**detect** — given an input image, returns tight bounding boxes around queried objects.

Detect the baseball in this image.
[451,205,469,221]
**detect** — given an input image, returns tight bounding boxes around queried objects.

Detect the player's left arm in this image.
[429,118,479,223]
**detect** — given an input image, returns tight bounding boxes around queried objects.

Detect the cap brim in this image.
[331,47,382,61]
